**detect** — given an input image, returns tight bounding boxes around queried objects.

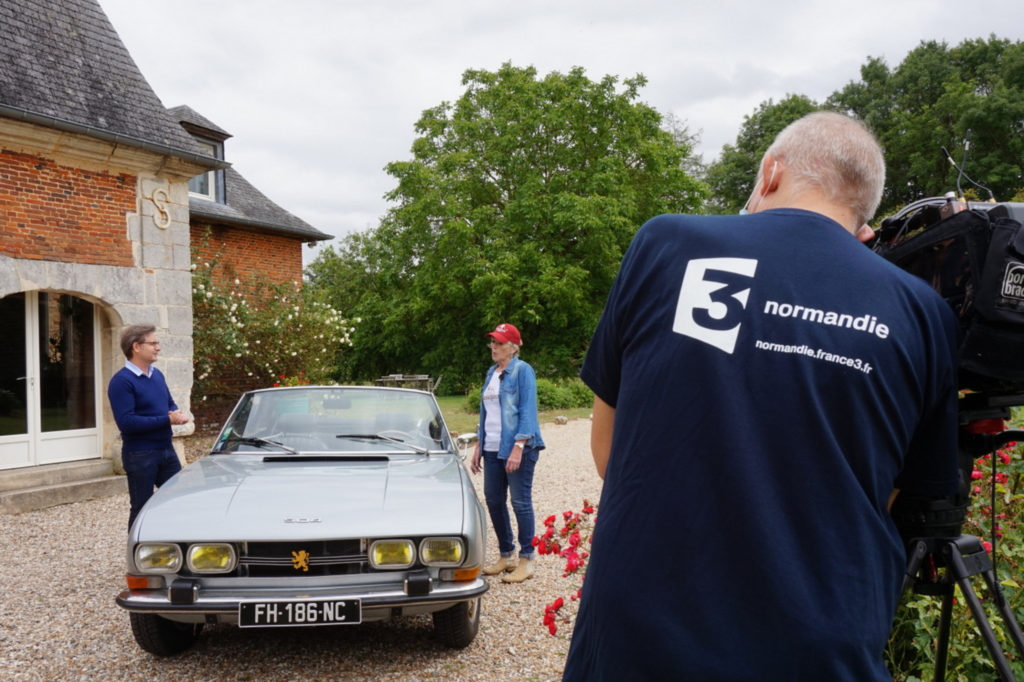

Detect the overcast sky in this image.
[98,0,1021,263]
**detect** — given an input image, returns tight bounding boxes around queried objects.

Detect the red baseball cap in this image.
[486,323,522,346]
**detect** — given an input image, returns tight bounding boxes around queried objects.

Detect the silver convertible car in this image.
[116,386,488,655]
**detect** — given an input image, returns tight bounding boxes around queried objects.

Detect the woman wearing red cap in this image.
[470,323,546,583]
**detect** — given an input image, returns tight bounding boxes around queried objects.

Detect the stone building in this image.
[0,0,330,511]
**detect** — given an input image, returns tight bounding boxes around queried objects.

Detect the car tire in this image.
[432,597,481,648]
[129,612,203,656]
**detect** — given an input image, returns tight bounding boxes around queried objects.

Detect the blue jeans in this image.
[123,447,182,530]
[482,450,536,558]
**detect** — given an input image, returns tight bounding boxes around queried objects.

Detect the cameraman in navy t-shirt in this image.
[563,112,960,681]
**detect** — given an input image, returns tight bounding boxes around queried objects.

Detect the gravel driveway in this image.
[0,419,602,681]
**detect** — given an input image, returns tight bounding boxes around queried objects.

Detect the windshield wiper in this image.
[335,433,428,454]
[219,434,297,454]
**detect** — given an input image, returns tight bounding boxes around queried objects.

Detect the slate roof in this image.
[190,166,332,241]
[168,105,231,142]
[169,106,331,242]
[0,0,220,166]
[0,0,330,243]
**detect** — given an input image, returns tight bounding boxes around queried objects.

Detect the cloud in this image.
[98,0,1023,264]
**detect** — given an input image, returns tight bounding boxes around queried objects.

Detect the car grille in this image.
[236,539,367,577]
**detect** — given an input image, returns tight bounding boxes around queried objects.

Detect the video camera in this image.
[874,193,1024,540]
[873,138,1024,674]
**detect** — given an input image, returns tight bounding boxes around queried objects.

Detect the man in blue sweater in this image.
[107,324,190,529]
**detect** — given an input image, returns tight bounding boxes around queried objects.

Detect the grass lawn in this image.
[434,394,591,435]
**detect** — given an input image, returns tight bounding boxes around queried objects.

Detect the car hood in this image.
[134,454,470,541]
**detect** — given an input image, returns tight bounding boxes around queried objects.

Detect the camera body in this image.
[874,196,1024,541]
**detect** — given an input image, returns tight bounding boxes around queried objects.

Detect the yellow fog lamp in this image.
[419,537,464,566]
[134,543,182,573]
[187,543,237,573]
[369,539,415,569]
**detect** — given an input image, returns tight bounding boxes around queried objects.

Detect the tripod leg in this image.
[904,539,929,594]
[948,548,1018,682]
[933,589,955,682]
[980,570,1024,661]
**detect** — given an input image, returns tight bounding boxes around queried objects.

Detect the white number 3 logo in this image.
[672,257,758,354]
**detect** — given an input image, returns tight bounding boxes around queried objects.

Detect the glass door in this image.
[0,293,31,469]
[0,292,101,470]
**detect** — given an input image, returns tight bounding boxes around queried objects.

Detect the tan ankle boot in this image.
[482,556,517,575]
[501,557,534,583]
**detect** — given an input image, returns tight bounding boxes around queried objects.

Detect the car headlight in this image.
[187,544,237,573]
[369,539,415,569]
[134,543,183,573]
[419,537,464,566]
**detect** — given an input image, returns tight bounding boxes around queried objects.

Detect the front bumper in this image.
[116,570,488,624]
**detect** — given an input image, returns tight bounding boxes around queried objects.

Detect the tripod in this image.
[900,393,1024,681]
[903,534,1024,681]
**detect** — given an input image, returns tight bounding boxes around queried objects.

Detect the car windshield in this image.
[211,387,453,455]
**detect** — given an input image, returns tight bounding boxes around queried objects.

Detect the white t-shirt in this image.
[482,369,502,451]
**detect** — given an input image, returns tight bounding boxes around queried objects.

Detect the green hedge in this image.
[465,377,592,412]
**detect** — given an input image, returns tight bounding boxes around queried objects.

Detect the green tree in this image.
[309,63,708,390]
[828,37,1024,217]
[704,94,819,214]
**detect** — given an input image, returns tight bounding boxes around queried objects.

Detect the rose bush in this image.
[192,258,357,407]
[534,500,596,636]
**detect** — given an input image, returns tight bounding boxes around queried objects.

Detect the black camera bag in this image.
[875,205,1024,391]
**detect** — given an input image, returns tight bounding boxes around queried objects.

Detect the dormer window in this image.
[189,139,222,200]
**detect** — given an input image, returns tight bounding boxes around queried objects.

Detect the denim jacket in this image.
[477,356,546,461]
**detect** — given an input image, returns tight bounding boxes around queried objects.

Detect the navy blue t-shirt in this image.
[564,210,960,681]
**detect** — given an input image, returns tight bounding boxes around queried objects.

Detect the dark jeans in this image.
[123,447,182,530]
[482,449,536,558]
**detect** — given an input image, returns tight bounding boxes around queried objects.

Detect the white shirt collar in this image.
[125,360,153,378]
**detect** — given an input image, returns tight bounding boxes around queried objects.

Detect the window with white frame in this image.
[188,139,221,200]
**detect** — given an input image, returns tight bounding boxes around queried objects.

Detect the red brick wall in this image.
[190,224,303,288]
[189,224,307,432]
[0,150,135,266]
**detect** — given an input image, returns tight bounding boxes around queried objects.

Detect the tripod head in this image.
[892,391,1024,546]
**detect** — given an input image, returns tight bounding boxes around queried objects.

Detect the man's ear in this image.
[855,223,876,243]
[760,155,781,195]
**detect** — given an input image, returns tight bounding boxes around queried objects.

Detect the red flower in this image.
[536,501,598,636]
[983,540,993,553]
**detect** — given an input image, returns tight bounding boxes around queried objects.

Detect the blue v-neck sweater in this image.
[107,367,178,453]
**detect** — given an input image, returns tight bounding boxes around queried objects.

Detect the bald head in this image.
[759,112,885,228]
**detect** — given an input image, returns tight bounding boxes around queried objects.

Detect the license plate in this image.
[238,599,361,628]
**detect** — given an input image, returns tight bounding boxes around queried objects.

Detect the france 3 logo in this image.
[673,257,758,354]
